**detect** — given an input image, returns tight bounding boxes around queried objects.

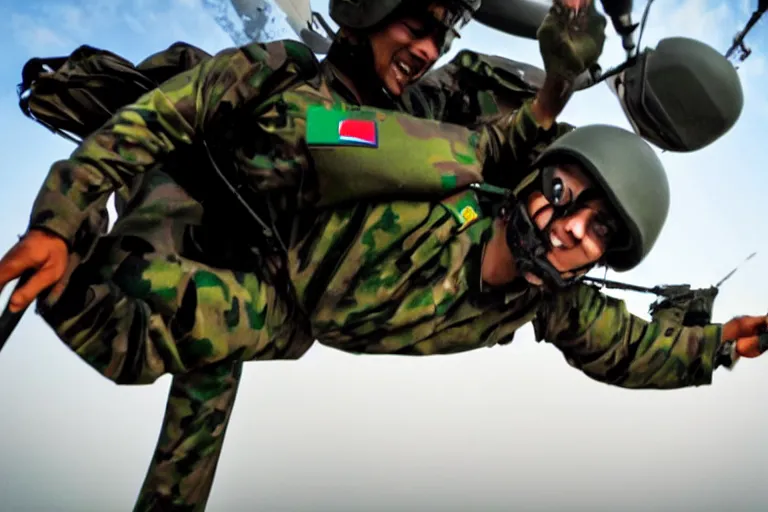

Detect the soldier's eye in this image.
[403,20,426,38]
[592,222,610,239]
[551,178,566,205]
[591,214,617,242]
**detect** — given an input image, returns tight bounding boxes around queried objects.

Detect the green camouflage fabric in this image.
[27,41,502,248]
[135,48,578,511]
[295,189,722,387]
[403,50,576,180]
[134,356,243,510]
[39,159,725,402]
[39,168,726,375]
[26,38,569,510]
[403,49,545,123]
[133,48,579,512]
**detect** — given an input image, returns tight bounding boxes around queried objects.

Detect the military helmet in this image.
[608,37,744,153]
[532,124,670,272]
[330,0,480,33]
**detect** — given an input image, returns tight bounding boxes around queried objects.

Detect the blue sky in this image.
[0,0,767,510]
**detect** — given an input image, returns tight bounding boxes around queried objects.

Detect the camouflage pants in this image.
[39,169,313,383]
[36,169,314,511]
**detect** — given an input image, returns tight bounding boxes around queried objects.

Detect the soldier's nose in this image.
[410,37,439,65]
[563,209,591,241]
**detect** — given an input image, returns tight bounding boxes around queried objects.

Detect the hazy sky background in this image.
[0,0,767,510]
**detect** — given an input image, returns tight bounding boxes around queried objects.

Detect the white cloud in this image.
[10,13,75,54]
[7,0,235,61]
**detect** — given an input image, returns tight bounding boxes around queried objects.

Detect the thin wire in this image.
[636,0,656,56]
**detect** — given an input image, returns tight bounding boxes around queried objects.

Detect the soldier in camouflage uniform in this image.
[27,119,762,381]
[5,109,768,428]
[0,1,613,509]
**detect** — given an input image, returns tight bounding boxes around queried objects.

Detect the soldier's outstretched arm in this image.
[0,40,323,314]
[480,99,575,189]
[532,283,726,389]
[307,98,575,207]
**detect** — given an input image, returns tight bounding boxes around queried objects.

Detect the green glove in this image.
[537,1,607,81]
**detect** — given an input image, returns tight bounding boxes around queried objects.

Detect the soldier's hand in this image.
[537,0,607,82]
[722,315,768,358]
[0,229,69,313]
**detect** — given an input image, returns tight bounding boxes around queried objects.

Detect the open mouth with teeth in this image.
[392,54,425,86]
[394,60,412,79]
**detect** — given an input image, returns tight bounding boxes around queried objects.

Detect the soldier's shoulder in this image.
[439,187,486,230]
[237,39,321,74]
[450,49,546,90]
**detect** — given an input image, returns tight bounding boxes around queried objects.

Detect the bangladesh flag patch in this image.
[306,105,379,148]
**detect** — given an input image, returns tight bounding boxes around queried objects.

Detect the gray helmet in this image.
[608,37,744,153]
[531,124,670,273]
[330,0,480,34]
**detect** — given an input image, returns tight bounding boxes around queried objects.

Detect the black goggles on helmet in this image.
[405,1,475,53]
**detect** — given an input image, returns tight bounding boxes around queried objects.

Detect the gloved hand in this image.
[537,0,608,82]
[0,229,68,313]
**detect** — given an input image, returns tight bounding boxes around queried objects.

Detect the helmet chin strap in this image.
[504,200,572,289]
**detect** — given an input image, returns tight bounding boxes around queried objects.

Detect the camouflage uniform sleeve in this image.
[405,49,545,125]
[307,106,488,206]
[308,100,574,207]
[532,283,724,389]
[480,99,575,190]
[27,40,314,245]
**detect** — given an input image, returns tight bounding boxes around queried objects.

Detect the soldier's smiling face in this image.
[368,3,451,96]
[482,164,620,287]
[525,163,617,281]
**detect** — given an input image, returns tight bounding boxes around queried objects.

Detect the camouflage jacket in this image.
[122,39,721,512]
[130,41,716,512]
[27,42,562,252]
[289,186,723,388]
[136,166,725,510]
[404,49,548,124]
